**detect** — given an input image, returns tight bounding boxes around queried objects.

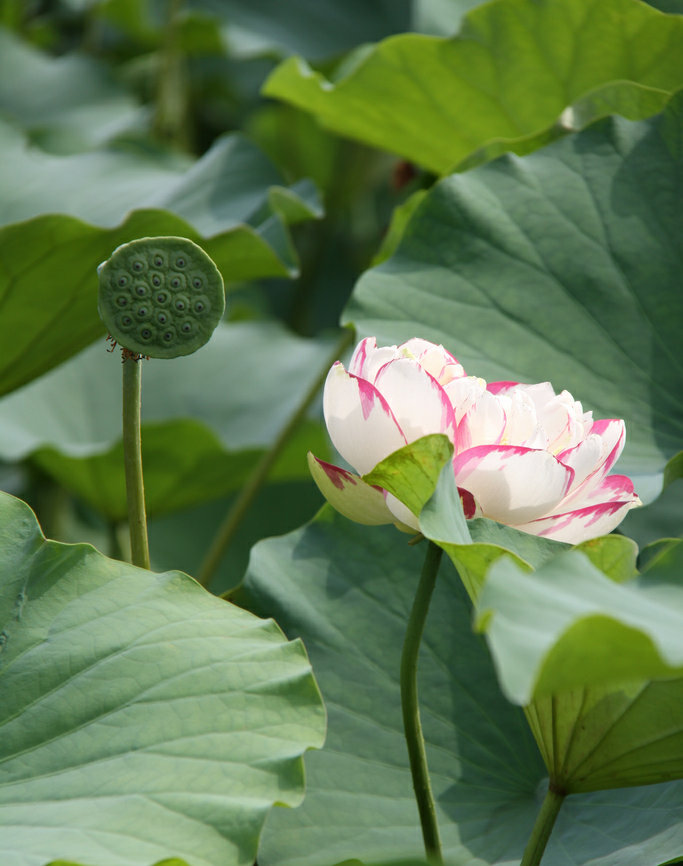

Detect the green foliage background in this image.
[0,1,681,865]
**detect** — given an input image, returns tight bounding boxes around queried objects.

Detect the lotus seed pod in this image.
[98,237,225,359]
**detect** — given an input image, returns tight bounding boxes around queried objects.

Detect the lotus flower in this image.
[308,337,641,544]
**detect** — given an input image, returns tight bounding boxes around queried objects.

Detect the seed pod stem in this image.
[122,356,150,570]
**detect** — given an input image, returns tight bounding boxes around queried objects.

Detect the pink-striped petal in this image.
[512,497,641,544]
[323,363,407,474]
[374,357,458,446]
[445,375,486,425]
[453,445,575,525]
[487,380,520,395]
[308,453,396,525]
[558,419,626,499]
[458,389,506,452]
[348,336,401,382]
[348,336,376,377]
[498,389,544,447]
[580,473,637,505]
[586,418,626,475]
[399,338,464,383]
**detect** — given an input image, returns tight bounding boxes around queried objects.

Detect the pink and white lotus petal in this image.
[580,473,638,505]
[558,419,626,498]
[445,375,487,426]
[348,336,401,382]
[513,497,642,544]
[453,445,575,525]
[458,389,506,452]
[399,338,464,384]
[374,358,458,446]
[308,453,396,526]
[323,363,407,475]
[487,380,520,396]
[498,389,545,448]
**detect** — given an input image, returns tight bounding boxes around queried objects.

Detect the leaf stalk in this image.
[122,357,150,569]
[401,540,444,864]
[520,783,565,866]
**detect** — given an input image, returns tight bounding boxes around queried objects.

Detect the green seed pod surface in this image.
[98,237,225,359]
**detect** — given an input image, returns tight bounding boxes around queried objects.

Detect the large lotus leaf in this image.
[0,28,146,153]
[0,321,335,520]
[263,0,683,174]
[476,541,683,794]
[0,491,325,866]
[346,95,683,503]
[237,507,683,866]
[478,544,683,703]
[0,124,321,395]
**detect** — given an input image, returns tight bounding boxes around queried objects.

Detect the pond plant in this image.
[0,2,682,866]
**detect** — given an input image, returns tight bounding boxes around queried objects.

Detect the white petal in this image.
[399,338,464,383]
[500,390,544,447]
[308,453,396,525]
[444,375,486,425]
[558,419,626,501]
[323,363,407,474]
[458,389,506,452]
[557,434,604,491]
[374,358,457,445]
[512,498,641,544]
[453,445,574,525]
[385,492,420,532]
[348,337,402,383]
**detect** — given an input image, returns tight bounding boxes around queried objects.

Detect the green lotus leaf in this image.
[264,0,683,173]
[477,540,683,792]
[0,491,325,866]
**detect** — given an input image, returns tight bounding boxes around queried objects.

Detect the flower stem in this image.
[520,784,565,866]
[122,357,150,569]
[199,327,355,590]
[401,540,444,865]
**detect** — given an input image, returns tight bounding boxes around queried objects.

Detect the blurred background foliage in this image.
[0,0,433,591]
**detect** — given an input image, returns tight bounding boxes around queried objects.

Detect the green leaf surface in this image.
[264,0,683,173]
[478,542,683,792]
[0,321,334,519]
[0,125,322,395]
[346,96,683,502]
[478,545,683,703]
[0,491,325,866]
[0,28,146,152]
[363,433,453,517]
[237,508,683,866]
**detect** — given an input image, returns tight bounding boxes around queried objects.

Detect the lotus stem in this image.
[122,356,150,569]
[401,540,444,865]
[520,783,565,866]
